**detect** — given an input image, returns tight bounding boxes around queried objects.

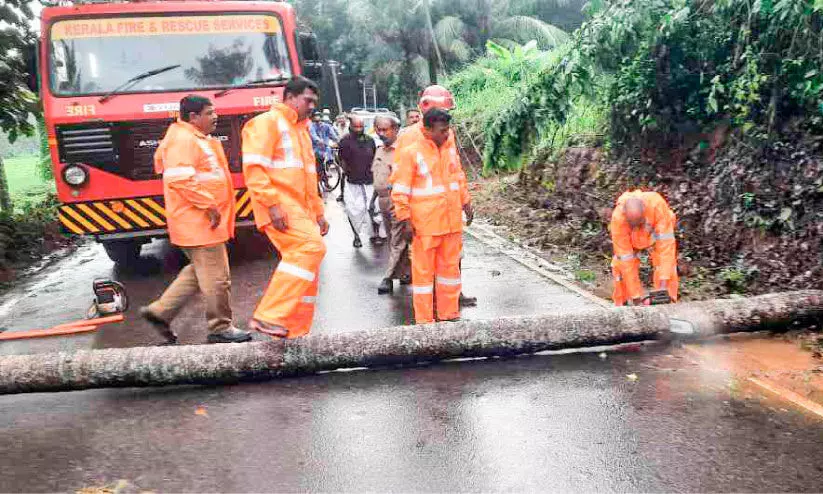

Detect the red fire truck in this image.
[39,0,321,264]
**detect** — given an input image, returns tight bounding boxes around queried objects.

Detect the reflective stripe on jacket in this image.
[242,103,324,230]
[391,134,469,237]
[392,122,470,206]
[154,121,235,247]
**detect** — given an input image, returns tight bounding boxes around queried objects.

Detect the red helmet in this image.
[418,85,455,114]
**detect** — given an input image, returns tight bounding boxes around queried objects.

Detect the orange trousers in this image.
[255,210,326,338]
[411,232,462,324]
[612,250,679,306]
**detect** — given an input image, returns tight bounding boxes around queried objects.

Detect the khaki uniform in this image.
[147,121,236,334]
[372,143,411,280]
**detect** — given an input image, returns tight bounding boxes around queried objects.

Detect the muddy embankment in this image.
[469,127,823,303]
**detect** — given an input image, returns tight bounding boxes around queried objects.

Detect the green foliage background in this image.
[448,0,823,171]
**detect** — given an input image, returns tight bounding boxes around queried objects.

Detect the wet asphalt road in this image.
[1,200,823,492]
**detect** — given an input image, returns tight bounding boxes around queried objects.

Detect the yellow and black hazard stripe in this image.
[234,188,254,221]
[58,189,254,235]
[58,196,167,235]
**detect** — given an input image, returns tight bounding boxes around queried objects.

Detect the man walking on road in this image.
[392,109,474,324]
[242,77,330,338]
[140,96,251,345]
[372,113,411,294]
[610,190,679,306]
[339,115,381,248]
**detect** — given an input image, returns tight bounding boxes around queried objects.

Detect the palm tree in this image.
[432,0,571,70]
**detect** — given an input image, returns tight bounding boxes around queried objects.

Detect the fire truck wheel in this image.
[102,240,143,266]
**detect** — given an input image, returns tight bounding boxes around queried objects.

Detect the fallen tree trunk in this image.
[0,291,821,395]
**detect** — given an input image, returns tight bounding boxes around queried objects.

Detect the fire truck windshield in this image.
[48,14,293,97]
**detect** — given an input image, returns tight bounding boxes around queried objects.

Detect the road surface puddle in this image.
[681,334,823,419]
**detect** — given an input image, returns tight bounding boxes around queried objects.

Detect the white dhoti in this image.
[344,182,381,238]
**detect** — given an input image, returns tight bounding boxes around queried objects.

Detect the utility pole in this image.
[327,60,343,115]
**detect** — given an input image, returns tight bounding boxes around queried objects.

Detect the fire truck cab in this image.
[38,0,320,264]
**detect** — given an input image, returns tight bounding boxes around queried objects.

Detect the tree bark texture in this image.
[0,291,821,395]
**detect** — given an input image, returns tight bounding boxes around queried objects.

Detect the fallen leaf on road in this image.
[77,479,132,494]
[626,373,639,382]
[195,406,208,417]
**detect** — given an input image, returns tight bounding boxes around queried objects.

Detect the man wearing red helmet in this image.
[392,85,478,310]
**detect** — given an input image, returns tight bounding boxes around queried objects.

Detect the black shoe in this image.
[399,276,411,286]
[377,278,394,295]
[336,195,345,203]
[353,237,363,248]
[371,236,387,246]
[139,306,178,344]
[207,326,253,344]
[459,293,478,307]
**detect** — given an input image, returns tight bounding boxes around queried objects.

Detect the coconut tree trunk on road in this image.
[0,291,821,395]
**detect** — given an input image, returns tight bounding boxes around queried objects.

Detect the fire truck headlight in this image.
[62,164,89,187]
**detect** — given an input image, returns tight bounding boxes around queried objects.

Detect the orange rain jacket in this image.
[241,103,324,228]
[394,123,470,199]
[154,121,235,247]
[391,131,470,237]
[610,190,678,303]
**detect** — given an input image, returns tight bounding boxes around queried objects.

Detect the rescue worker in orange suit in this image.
[242,76,329,338]
[394,85,477,307]
[140,96,251,344]
[392,108,474,324]
[610,190,679,306]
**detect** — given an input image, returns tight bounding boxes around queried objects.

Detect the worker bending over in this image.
[392,108,473,324]
[242,77,329,338]
[610,190,679,306]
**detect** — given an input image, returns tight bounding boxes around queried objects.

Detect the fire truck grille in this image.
[56,124,117,166]
[56,115,256,182]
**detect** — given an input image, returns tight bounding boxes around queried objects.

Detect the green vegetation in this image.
[0,193,70,278]
[290,0,586,106]
[446,0,823,171]
[5,155,54,210]
[574,269,597,284]
[718,258,759,294]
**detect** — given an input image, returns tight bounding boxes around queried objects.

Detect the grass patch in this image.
[575,269,597,284]
[4,154,55,209]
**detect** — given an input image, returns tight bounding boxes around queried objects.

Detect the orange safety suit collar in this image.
[273,102,300,125]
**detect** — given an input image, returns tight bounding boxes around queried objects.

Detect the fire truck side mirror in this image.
[24,40,39,93]
[298,32,323,82]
